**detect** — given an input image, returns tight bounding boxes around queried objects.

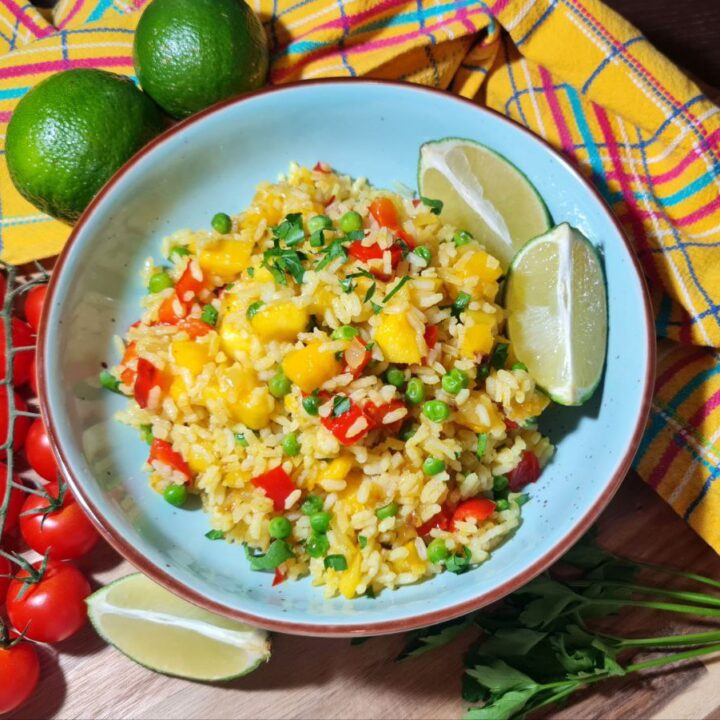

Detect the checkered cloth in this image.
[0,0,718,552]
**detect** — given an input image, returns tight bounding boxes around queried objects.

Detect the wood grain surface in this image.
[11,1,720,718]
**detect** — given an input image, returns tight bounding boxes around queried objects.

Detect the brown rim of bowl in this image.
[38,78,656,637]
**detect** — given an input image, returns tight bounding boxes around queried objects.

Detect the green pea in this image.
[332,325,358,340]
[148,271,173,294]
[339,211,363,233]
[324,554,348,571]
[422,457,446,476]
[306,532,330,558]
[405,377,425,405]
[512,362,528,372]
[212,212,232,234]
[426,538,450,564]
[99,370,122,394]
[201,304,218,326]
[268,516,292,539]
[493,475,509,492]
[169,245,190,261]
[301,495,324,515]
[442,368,469,395]
[385,367,405,388]
[310,511,332,534]
[495,499,510,512]
[423,400,450,423]
[375,502,398,520]
[302,393,320,416]
[163,484,187,508]
[308,215,333,233]
[476,433,488,459]
[282,432,300,456]
[453,230,473,247]
[268,371,291,398]
[414,246,432,264]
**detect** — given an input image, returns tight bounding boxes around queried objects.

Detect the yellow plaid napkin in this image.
[0,0,718,552]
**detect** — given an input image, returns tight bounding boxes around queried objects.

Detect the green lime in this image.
[134,0,269,119]
[504,223,607,405]
[87,574,271,682]
[6,69,166,224]
[418,138,551,269]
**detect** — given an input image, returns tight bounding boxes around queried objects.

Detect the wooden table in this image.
[14,1,720,718]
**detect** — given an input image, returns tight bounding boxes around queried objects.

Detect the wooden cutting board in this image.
[13,473,720,720]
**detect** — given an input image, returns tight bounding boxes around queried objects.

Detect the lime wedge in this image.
[504,223,607,405]
[418,138,551,268]
[87,574,271,682]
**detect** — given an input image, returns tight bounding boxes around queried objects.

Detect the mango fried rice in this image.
[106,162,554,599]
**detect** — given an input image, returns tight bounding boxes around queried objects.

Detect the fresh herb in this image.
[358,535,368,549]
[309,229,326,248]
[246,540,294,572]
[316,238,349,271]
[397,616,477,661]
[201,304,218,326]
[99,370,123,394]
[139,424,153,444]
[205,529,226,541]
[262,245,307,285]
[420,196,444,215]
[371,302,383,315]
[272,213,305,247]
[490,343,509,370]
[332,395,352,417]
[364,282,377,304]
[446,546,472,575]
[340,278,355,293]
[345,230,366,242]
[235,433,249,447]
[476,433,488,459]
[452,292,472,317]
[247,267,255,278]
[246,301,264,320]
[382,276,410,305]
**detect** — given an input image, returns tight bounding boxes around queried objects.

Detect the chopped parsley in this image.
[490,342,509,370]
[316,237,349,271]
[382,275,410,305]
[201,304,218,326]
[205,529,226,541]
[420,196,444,215]
[246,301,264,320]
[272,213,305,247]
[332,395,352,417]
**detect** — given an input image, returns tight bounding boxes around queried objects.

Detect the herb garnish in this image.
[272,213,305,247]
[332,395,352,417]
[205,529,226,540]
[382,275,410,305]
[316,238,349,271]
[245,540,294,572]
[420,196,444,215]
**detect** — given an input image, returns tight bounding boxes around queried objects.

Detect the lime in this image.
[6,69,165,224]
[418,138,551,268]
[87,574,271,682]
[504,223,607,406]
[134,0,269,119]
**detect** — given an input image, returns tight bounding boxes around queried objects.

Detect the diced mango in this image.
[217,366,275,430]
[338,551,363,599]
[461,321,494,359]
[171,340,211,375]
[187,444,213,474]
[169,375,187,404]
[508,391,550,424]
[322,455,355,483]
[392,541,427,576]
[456,392,504,434]
[282,340,342,393]
[375,313,422,364]
[224,468,251,489]
[456,249,503,283]
[250,301,309,342]
[250,266,276,284]
[219,320,254,361]
[309,284,337,315]
[198,238,254,280]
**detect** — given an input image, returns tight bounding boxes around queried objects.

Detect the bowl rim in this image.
[39,78,656,637]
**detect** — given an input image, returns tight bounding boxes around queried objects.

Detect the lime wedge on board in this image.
[504,223,607,406]
[418,137,551,268]
[87,574,271,682]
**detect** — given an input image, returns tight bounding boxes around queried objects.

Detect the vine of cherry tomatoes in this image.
[0,274,99,716]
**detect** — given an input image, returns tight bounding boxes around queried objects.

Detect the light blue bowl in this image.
[40,80,654,636]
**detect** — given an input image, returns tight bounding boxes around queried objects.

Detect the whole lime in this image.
[6,69,166,224]
[133,0,269,120]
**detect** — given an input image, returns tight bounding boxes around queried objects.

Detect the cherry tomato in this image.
[24,285,47,334]
[25,419,58,482]
[452,498,496,529]
[0,463,24,536]
[507,450,541,491]
[369,197,400,228]
[19,482,99,561]
[7,558,90,643]
[0,318,35,386]
[0,555,11,600]
[0,389,30,460]
[0,638,40,714]
[29,355,38,396]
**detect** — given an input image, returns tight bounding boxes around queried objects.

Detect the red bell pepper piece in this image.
[313,161,332,173]
[321,398,375,446]
[157,294,188,324]
[348,241,402,277]
[252,466,296,511]
[504,418,519,430]
[273,568,286,586]
[178,317,212,338]
[416,503,453,536]
[134,358,167,409]
[175,262,211,304]
[149,439,191,480]
[368,197,416,249]
[364,399,407,434]
[424,325,439,350]
[452,498,496,530]
[343,337,371,378]
[507,450,541,491]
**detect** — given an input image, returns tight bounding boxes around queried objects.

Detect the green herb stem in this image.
[569,579,720,608]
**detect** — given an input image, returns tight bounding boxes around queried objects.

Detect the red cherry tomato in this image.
[24,285,47,334]
[0,638,40,715]
[0,318,35,386]
[507,450,541,491]
[7,558,90,643]
[29,355,38,396]
[0,555,11,600]
[19,482,99,560]
[0,463,24,536]
[452,498,497,530]
[0,389,30,458]
[25,419,58,482]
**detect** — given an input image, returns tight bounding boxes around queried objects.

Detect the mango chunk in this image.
[392,541,427,575]
[456,249,503,283]
[282,340,342,393]
[456,392,505,434]
[219,320,254,361]
[250,301,309,342]
[171,340,211,375]
[338,551,363,599]
[215,366,275,430]
[198,238,254,280]
[375,313,422,364]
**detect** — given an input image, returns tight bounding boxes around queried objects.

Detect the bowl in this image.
[39,80,654,636]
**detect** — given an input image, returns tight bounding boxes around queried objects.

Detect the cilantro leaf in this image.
[446,546,472,575]
[332,395,351,417]
[316,238,348,271]
[382,275,410,305]
[273,213,305,246]
[205,529,226,541]
[397,616,477,661]
[340,278,355,293]
[420,196,444,215]
[248,540,294,572]
[364,282,376,303]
